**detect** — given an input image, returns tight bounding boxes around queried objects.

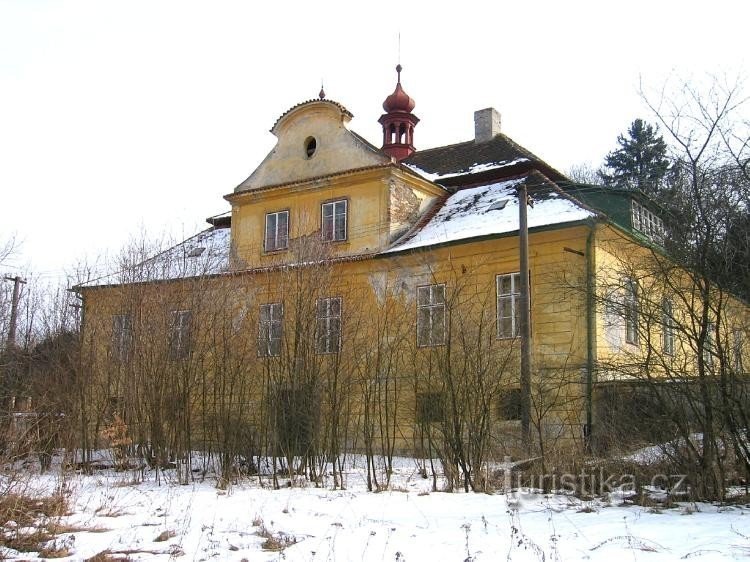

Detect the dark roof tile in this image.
[403,133,567,186]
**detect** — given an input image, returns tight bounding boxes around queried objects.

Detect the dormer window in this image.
[631,200,664,244]
[305,137,317,158]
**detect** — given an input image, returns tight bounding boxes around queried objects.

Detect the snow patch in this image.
[386,178,594,253]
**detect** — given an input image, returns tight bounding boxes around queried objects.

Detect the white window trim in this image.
[112,314,132,363]
[631,200,664,244]
[169,309,192,360]
[662,298,675,355]
[264,210,289,252]
[496,273,522,339]
[732,329,744,373]
[321,200,347,242]
[624,278,639,345]
[416,284,446,347]
[258,303,283,357]
[703,322,715,368]
[316,297,342,354]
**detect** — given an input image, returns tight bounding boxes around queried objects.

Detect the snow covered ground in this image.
[4,456,750,561]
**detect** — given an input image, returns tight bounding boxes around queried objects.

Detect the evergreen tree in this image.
[599,119,670,193]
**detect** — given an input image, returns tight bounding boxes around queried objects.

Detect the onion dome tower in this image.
[379,64,419,161]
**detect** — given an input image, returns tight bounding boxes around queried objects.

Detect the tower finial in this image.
[319,81,325,99]
[379,61,419,161]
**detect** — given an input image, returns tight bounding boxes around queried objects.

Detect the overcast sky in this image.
[1,0,747,282]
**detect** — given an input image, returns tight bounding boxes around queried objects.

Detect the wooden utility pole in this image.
[517,183,533,452]
[4,275,27,348]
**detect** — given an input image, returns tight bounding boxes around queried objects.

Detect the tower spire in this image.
[378,64,419,161]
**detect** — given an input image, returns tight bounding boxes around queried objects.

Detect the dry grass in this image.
[84,551,133,562]
[38,545,72,558]
[255,519,296,551]
[261,532,296,552]
[154,529,176,542]
[0,492,70,554]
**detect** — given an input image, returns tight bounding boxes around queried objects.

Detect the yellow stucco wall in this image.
[80,223,593,455]
[234,100,389,192]
[227,167,444,270]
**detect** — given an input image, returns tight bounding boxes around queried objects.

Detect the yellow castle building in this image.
[77,67,748,486]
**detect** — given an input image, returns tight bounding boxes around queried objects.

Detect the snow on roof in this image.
[404,158,529,182]
[82,227,231,287]
[385,177,594,253]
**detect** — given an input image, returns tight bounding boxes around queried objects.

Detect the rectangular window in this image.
[631,200,664,244]
[321,200,347,242]
[662,298,675,355]
[169,310,192,360]
[271,384,317,456]
[733,329,744,373]
[264,210,289,252]
[624,278,639,344]
[112,314,132,363]
[703,322,715,368]
[417,284,446,347]
[497,273,521,339]
[258,303,283,357]
[497,388,522,421]
[316,297,342,353]
[416,392,445,424]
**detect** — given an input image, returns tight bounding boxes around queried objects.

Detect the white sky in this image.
[0,0,747,282]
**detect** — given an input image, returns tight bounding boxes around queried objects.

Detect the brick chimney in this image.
[474,108,501,143]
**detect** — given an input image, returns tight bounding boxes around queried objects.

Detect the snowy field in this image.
[3,455,750,561]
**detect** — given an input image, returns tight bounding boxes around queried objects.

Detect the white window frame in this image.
[264,210,289,252]
[732,329,744,373]
[258,303,283,357]
[631,200,664,244]
[321,200,347,242]
[496,273,522,339]
[703,322,715,368]
[316,297,342,354]
[112,314,132,363]
[169,309,192,360]
[662,298,675,355]
[624,278,639,345]
[417,284,446,347]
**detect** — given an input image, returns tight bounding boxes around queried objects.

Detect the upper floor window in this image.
[169,309,192,360]
[624,278,639,345]
[316,297,342,353]
[631,200,664,244]
[733,329,745,373]
[662,298,675,355]
[417,284,446,347]
[497,273,521,339]
[703,322,715,368]
[265,210,289,252]
[112,314,132,363]
[258,303,283,357]
[322,200,347,242]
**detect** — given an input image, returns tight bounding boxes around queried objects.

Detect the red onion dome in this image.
[382,64,416,113]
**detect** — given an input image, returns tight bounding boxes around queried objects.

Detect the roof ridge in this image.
[271,99,353,133]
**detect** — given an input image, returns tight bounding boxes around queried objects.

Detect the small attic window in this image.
[187,247,205,258]
[305,136,317,158]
